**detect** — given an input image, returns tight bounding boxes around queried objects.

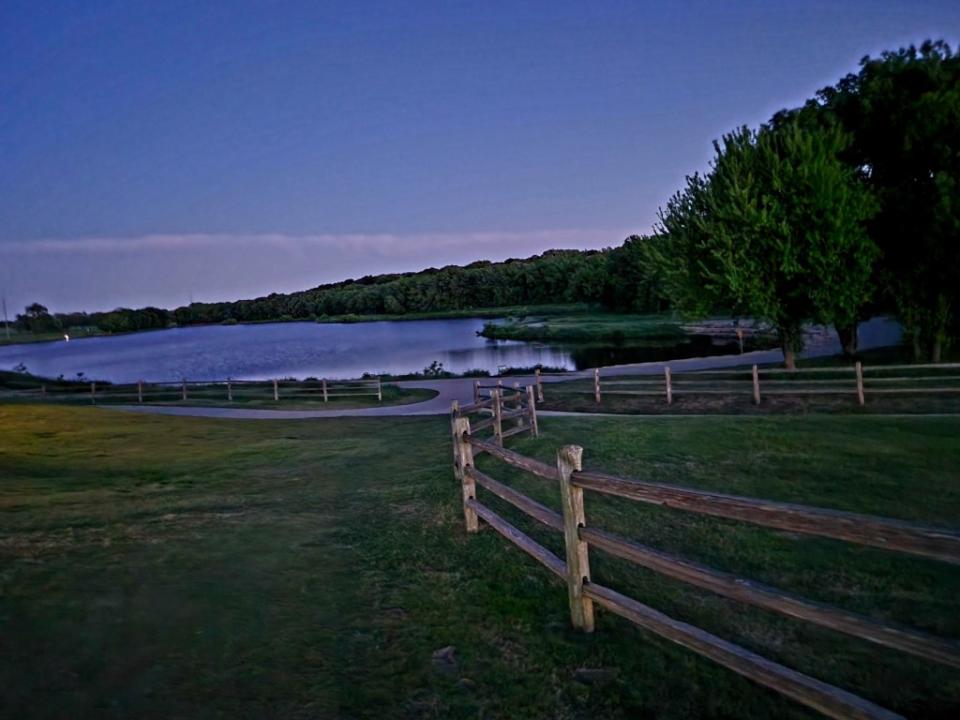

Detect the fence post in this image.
[526,385,539,438]
[513,381,524,428]
[492,389,503,446]
[855,361,865,406]
[664,366,673,405]
[137,380,143,404]
[90,381,96,404]
[450,401,461,465]
[535,368,544,403]
[377,376,383,402]
[181,379,188,401]
[322,378,328,402]
[451,415,478,533]
[594,368,601,404]
[557,445,594,632]
[41,383,47,399]
[474,380,480,404]
[752,365,761,405]
[273,379,279,401]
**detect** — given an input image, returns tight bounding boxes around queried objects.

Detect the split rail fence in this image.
[450,417,960,720]
[0,376,383,405]
[454,382,538,446]
[552,362,960,406]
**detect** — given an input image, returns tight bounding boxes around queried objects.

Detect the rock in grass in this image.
[431,645,458,674]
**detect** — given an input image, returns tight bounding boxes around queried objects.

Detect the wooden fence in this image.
[454,384,538,446]
[0,376,383,405]
[449,419,960,720]
[568,362,960,406]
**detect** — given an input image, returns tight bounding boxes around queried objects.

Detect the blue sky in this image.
[1,0,958,312]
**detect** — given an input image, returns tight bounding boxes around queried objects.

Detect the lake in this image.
[0,317,902,384]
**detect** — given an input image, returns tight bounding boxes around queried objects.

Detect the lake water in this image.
[0,317,902,384]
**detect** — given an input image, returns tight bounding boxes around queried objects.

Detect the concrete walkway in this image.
[107,317,901,420]
[107,347,798,420]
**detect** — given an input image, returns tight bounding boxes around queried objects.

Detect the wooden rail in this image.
[449,419,960,719]
[453,383,538,447]
[554,361,960,408]
[3,376,384,405]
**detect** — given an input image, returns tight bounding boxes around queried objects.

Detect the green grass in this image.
[1,406,958,718]
[480,312,689,342]
[0,373,436,410]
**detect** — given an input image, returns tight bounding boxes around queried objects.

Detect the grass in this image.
[480,312,689,343]
[539,347,960,415]
[480,312,776,346]
[0,372,437,410]
[1,406,958,718]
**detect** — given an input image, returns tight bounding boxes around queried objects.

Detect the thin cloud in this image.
[0,228,632,312]
[0,229,626,256]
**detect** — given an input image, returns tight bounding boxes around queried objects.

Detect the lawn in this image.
[1,406,958,718]
[0,372,436,410]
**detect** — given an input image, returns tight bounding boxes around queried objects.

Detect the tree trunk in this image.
[779,326,800,370]
[932,337,942,364]
[783,347,796,370]
[835,322,858,358]
[913,336,924,363]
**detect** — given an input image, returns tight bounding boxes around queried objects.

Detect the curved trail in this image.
[109,348,793,420]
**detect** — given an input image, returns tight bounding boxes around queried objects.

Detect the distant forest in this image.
[16,240,666,334]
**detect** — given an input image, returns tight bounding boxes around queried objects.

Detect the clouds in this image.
[0,228,628,313]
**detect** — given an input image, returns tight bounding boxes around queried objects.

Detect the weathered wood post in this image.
[535,368,544,403]
[594,368,601,404]
[181,379,188,401]
[322,378,328,402]
[227,379,233,402]
[450,401,461,465]
[492,389,503,446]
[41,383,47,399]
[557,445,593,632]
[513,381,524,429]
[752,365,761,405]
[451,415,478,533]
[90,381,96,404]
[526,385,539,438]
[137,380,143,403]
[377,376,382,402]
[473,380,480,404]
[273,379,279,401]
[855,361,865,406]
[664,366,673,405]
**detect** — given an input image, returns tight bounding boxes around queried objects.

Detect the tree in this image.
[656,120,877,369]
[19,302,59,333]
[813,41,960,361]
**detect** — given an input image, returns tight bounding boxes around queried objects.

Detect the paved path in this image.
[107,347,795,420]
[107,318,901,420]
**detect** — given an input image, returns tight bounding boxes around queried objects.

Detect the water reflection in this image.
[0,316,902,383]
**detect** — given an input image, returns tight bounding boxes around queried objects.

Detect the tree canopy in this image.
[655,120,877,368]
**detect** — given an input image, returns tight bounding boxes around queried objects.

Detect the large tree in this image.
[657,120,877,369]
[814,41,960,361]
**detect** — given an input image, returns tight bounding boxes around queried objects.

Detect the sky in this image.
[1,0,958,314]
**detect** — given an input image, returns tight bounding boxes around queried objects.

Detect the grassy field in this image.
[480,312,689,343]
[540,348,960,415]
[1,406,958,718]
[0,372,436,410]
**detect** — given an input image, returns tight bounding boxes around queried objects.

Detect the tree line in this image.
[645,40,960,367]
[14,247,663,333]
